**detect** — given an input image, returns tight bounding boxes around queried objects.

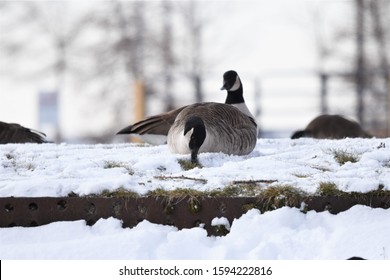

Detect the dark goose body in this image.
[0,121,48,144]
[291,114,371,139]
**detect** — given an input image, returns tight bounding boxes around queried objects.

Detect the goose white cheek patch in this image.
[229,76,241,91]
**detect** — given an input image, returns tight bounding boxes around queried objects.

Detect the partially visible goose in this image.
[0,121,48,144]
[117,70,258,163]
[291,114,372,139]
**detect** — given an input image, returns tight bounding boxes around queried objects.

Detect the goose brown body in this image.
[168,102,257,155]
[291,114,372,139]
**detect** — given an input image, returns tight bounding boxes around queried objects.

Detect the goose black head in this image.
[221,70,245,105]
[220,70,240,91]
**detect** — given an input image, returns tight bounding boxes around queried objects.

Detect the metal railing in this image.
[2,194,390,236]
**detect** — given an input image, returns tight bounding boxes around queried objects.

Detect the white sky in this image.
[0,0,355,140]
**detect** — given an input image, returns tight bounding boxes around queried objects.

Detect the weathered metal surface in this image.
[1,195,390,236]
[303,195,390,214]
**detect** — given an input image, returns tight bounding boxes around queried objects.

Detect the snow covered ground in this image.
[1,138,390,260]
[1,138,390,197]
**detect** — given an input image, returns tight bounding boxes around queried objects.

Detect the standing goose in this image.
[0,121,48,144]
[117,70,258,163]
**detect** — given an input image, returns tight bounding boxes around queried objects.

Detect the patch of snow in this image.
[211,217,231,231]
[1,138,390,260]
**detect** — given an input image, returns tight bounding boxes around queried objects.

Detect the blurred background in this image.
[0,0,389,143]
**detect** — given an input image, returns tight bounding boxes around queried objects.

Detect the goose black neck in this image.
[184,117,206,147]
[225,86,244,105]
[184,116,206,164]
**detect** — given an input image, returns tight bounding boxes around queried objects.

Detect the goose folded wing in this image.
[0,122,47,144]
[117,106,187,136]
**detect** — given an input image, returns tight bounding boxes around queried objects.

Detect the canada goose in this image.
[0,121,48,144]
[117,70,258,163]
[291,114,372,139]
[117,70,256,143]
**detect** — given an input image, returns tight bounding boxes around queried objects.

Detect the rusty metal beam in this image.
[1,195,390,236]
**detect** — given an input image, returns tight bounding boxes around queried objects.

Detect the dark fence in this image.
[1,195,390,236]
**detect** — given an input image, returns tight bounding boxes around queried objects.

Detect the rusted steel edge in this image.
[1,196,390,236]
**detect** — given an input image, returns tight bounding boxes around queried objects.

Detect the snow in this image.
[1,138,390,260]
[1,206,390,260]
[211,217,231,231]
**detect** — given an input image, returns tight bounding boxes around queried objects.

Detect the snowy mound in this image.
[1,138,389,197]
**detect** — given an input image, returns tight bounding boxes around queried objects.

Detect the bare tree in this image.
[74,1,152,133]
[369,0,390,134]
[178,0,206,103]
[355,0,366,125]
[0,1,216,141]
[352,0,390,136]
[79,0,212,126]
[0,1,88,141]
[0,2,87,85]
[307,0,390,136]
[160,0,176,111]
